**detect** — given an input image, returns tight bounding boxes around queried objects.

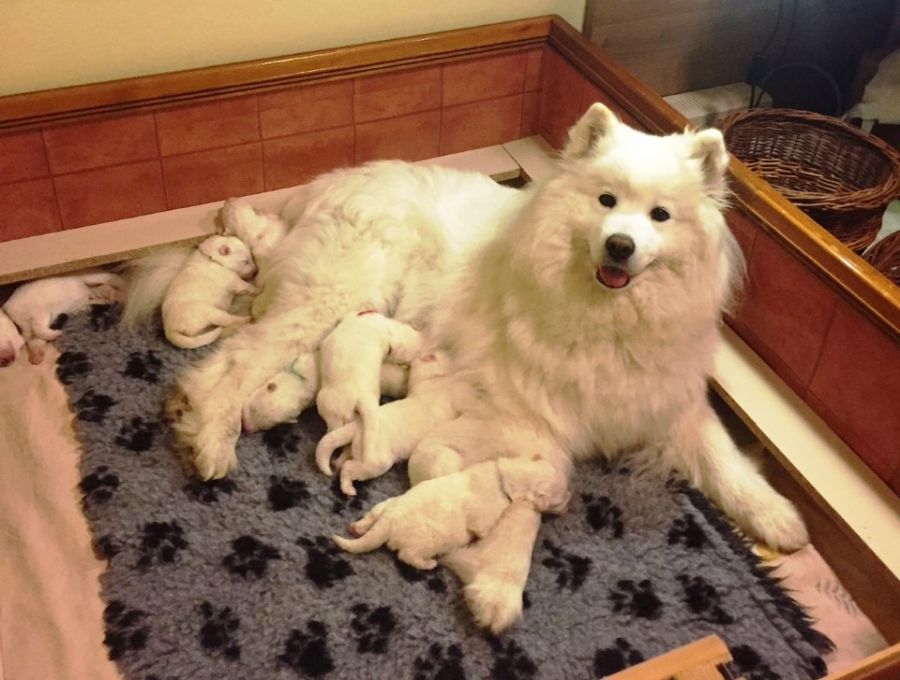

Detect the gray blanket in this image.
[58,305,831,679]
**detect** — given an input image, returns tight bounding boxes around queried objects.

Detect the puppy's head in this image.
[533,103,736,301]
[199,235,258,280]
[242,354,319,433]
[498,457,571,514]
[0,310,25,367]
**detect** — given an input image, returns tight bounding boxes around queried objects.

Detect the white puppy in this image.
[316,352,460,495]
[0,309,26,367]
[219,197,289,262]
[241,351,409,433]
[161,235,258,350]
[316,311,422,431]
[332,457,570,569]
[2,271,123,364]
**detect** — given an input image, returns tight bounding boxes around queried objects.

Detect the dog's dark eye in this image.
[650,207,670,222]
[598,193,617,208]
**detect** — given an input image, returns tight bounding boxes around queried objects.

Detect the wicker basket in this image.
[864,231,900,285]
[718,108,900,261]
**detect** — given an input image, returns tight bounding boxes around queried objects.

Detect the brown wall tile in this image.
[259,81,354,139]
[441,94,522,156]
[43,114,158,174]
[442,53,526,107]
[538,47,586,149]
[807,300,900,485]
[733,232,838,394]
[356,111,440,164]
[163,143,264,209]
[725,208,758,263]
[521,91,541,137]
[0,131,49,183]
[263,126,355,190]
[0,179,61,242]
[524,48,543,93]
[54,161,167,228]
[155,96,259,156]
[354,67,441,123]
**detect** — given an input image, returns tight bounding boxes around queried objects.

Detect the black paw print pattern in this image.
[582,493,624,538]
[80,465,120,506]
[393,555,446,593]
[268,476,310,511]
[298,535,353,588]
[90,304,117,331]
[540,539,591,591]
[593,638,645,677]
[731,645,782,680]
[609,579,663,620]
[413,642,466,680]
[94,534,122,560]
[184,478,238,504]
[114,416,160,452]
[137,521,188,568]
[262,423,302,459]
[75,389,116,423]
[56,350,91,384]
[223,535,281,579]
[667,514,708,549]
[49,312,69,330]
[678,574,735,625]
[329,474,370,514]
[350,603,397,654]
[278,620,334,677]
[489,638,537,680]
[198,601,241,661]
[123,349,163,383]
[103,600,149,661]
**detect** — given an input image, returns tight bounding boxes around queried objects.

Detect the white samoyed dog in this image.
[131,104,807,633]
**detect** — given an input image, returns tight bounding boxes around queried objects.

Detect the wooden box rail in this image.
[0,16,897,490]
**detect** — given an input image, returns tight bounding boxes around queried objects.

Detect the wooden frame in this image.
[1,13,897,676]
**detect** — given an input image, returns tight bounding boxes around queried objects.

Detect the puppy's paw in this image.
[748,493,809,553]
[464,576,523,634]
[193,432,239,481]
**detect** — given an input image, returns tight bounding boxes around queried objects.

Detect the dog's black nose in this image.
[605,233,635,262]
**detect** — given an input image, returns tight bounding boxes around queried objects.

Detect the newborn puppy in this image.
[332,457,571,569]
[241,352,409,433]
[2,270,123,364]
[161,235,258,349]
[0,309,25,367]
[316,352,453,495]
[219,197,288,261]
[316,311,422,431]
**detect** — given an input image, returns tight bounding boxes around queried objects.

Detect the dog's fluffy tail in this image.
[332,522,390,554]
[119,244,192,328]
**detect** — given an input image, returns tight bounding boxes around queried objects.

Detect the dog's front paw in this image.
[193,427,239,480]
[464,575,523,634]
[748,494,809,553]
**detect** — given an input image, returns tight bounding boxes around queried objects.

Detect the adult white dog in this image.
[150,104,807,632]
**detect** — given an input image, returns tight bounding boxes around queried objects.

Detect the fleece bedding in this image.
[35,303,839,680]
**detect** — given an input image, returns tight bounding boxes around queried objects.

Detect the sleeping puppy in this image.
[219,197,288,262]
[332,457,570,569]
[316,352,455,495]
[316,311,422,431]
[2,270,123,364]
[0,309,25,367]
[240,352,409,433]
[161,235,258,350]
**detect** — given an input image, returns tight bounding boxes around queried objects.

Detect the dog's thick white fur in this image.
[141,104,809,632]
[2,271,123,364]
[219,197,289,262]
[317,311,421,435]
[161,235,258,349]
[241,351,409,433]
[316,352,465,495]
[332,457,570,569]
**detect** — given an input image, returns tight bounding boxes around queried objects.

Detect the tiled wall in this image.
[0,47,543,242]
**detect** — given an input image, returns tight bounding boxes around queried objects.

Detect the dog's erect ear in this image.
[689,128,730,189]
[562,103,619,160]
[219,244,231,256]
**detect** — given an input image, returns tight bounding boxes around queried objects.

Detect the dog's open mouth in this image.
[595,265,631,289]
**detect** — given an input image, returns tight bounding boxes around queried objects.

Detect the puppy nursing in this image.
[1,271,123,364]
[161,235,258,349]
[333,457,570,569]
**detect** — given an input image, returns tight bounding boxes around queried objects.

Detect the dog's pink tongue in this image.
[597,266,630,289]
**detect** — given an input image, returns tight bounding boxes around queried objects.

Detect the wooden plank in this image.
[0,17,551,130]
[824,642,900,679]
[607,636,731,680]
